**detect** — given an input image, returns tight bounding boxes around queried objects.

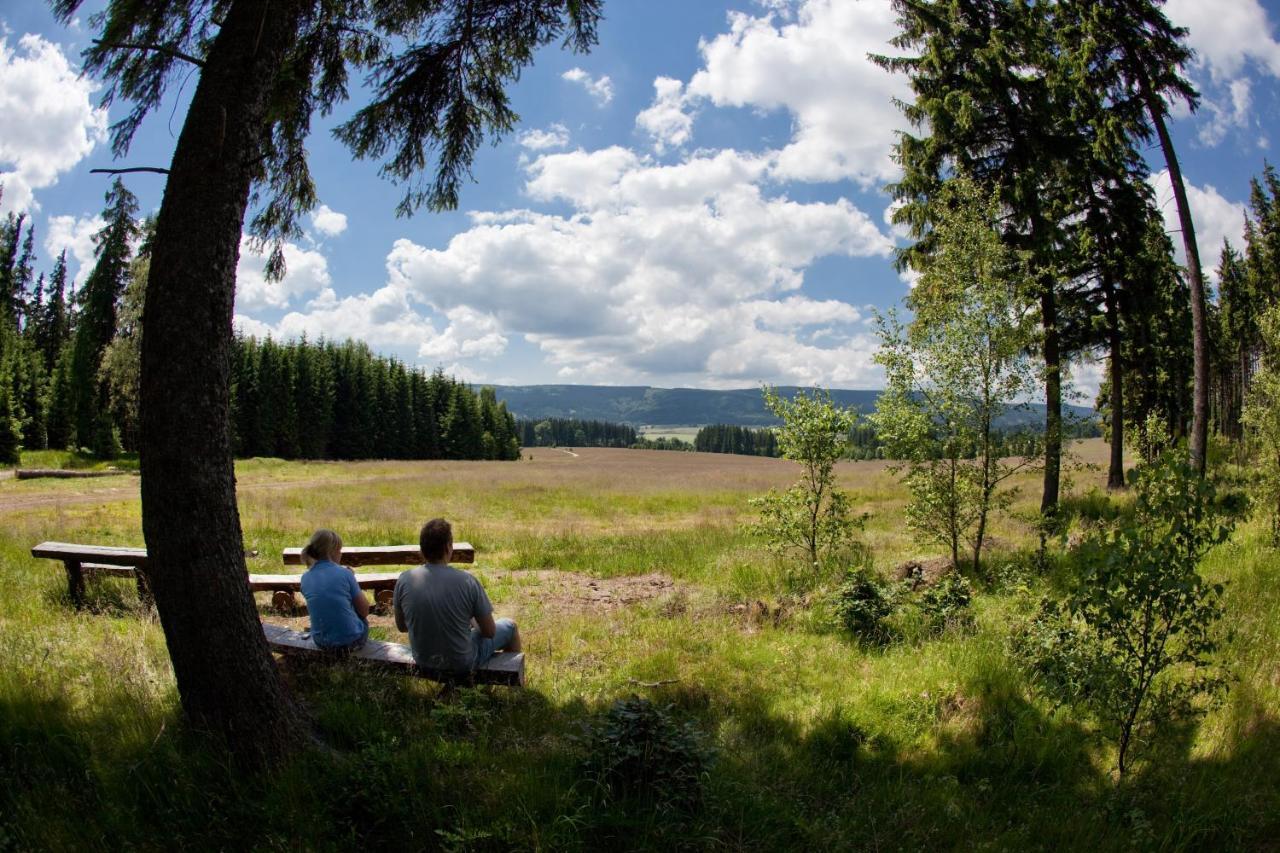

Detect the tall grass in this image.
[0,441,1276,850]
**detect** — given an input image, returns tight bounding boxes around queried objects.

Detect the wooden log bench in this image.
[31,541,476,611]
[30,542,153,607]
[274,543,475,612]
[262,622,525,687]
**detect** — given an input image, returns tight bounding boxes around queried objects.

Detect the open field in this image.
[637,426,702,443]
[2,439,1278,850]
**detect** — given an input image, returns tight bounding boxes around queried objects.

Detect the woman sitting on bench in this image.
[299,529,370,651]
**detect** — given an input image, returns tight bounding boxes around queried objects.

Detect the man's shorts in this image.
[471,617,516,667]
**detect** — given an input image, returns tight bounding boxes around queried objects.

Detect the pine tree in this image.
[45,344,75,451]
[100,248,149,452]
[0,205,35,331]
[0,342,22,464]
[1063,0,1209,474]
[877,0,1085,516]
[69,179,138,457]
[39,252,72,372]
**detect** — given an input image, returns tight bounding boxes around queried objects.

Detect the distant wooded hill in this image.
[491,385,1096,429]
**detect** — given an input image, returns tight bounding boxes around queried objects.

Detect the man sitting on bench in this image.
[393,518,521,677]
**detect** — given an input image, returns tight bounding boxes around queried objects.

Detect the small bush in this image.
[918,572,973,634]
[579,697,713,814]
[1009,453,1233,775]
[832,567,897,643]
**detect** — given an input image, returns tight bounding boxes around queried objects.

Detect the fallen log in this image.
[15,468,133,480]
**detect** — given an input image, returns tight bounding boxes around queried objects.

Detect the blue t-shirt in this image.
[300,560,366,649]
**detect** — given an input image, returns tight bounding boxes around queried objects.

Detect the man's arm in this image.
[393,581,407,633]
[474,578,496,638]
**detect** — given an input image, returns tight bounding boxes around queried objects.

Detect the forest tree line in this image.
[0,181,519,464]
[516,417,637,448]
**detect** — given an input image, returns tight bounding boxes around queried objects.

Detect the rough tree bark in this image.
[1138,74,1209,476]
[1104,278,1125,489]
[140,0,310,765]
[1040,280,1063,516]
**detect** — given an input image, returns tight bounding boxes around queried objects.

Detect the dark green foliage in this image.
[833,567,897,643]
[45,345,75,451]
[630,436,693,451]
[0,200,35,330]
[694,423,778,456]
[68,180,139,458]
[229,335,518,461]
[918,572,973,635]
[1211,167,1280,442]
[517,417,637,448]
[1011,453,1233,774]
[0,342,22,464]
[579,697,712,815]
[34,252,72,373]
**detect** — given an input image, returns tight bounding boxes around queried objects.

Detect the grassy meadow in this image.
[1,440,1278,850]
[637,427,701,444]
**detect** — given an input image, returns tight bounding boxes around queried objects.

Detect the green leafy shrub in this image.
[579,697,713,814]
[747,387,866,584]
[918,572,973,634]
[832,567,897,643]
[1010,453,1233,775]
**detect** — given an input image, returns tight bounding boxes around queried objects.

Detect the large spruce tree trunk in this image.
[1105,279,1125,489]
[140,0,309,765]
[1040,282,1062,516]
[1139,78,1209,476]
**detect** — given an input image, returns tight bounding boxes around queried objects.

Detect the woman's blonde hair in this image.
[302,528,343,564]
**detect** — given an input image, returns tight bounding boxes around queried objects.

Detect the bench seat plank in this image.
[282,543,475,567]
[262,622,524,687]
[247,571,402,592]
[82,563,140,579]
[31,541,149,568]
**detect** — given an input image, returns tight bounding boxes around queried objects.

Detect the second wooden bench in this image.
[31,540,476,611]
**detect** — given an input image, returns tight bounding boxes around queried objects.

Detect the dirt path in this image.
[267,567,687,635]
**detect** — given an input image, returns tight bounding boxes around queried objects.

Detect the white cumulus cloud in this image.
[518,123,570,151]
[1166,0,1280,82]
[309,204,348,237]
[235,236,333,311]
[1149,170,1248,280]
[1165,0,1280,148]
[417,305,509,361]
[44,213,104,288]
[676,0,911,185]
[562,67,614,106]
[382,147,893,386]
[635,77,695,152]
[0,34,108,213]
[234,281,439,353]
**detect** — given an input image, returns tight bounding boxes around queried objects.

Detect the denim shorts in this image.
[471,617,516,667]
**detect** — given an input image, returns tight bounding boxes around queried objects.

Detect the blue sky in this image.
[3,0,1280,392]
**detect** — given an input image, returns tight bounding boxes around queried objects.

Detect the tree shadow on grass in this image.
[39,573,150,619]
[6,641,1280,852]
[585,671,1280,851]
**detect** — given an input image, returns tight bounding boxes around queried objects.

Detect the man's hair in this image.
[419,518,452,562]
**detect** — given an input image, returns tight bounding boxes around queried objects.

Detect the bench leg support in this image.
[271,590,302,614]
[64,560,85,609]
